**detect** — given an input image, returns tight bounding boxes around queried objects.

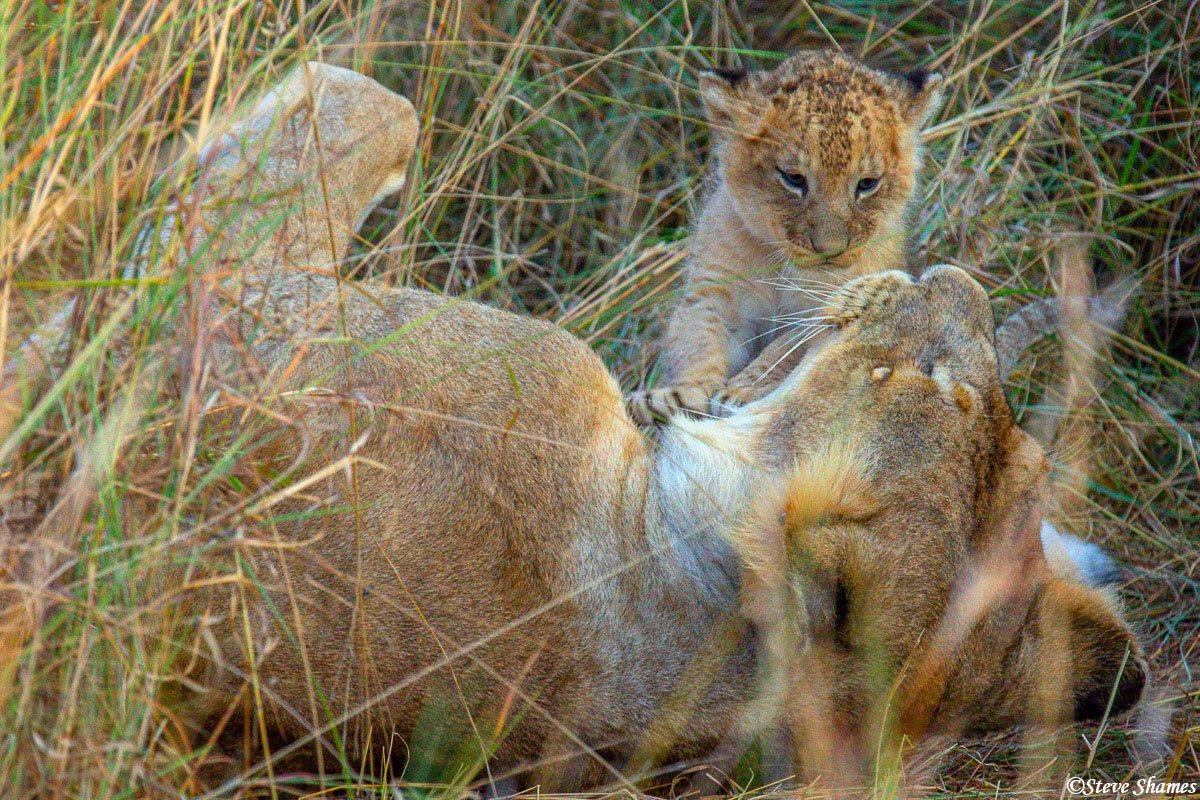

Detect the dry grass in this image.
[1,0,1197,797]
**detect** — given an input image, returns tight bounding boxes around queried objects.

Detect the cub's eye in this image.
[777,168,808,196]
[856,176,881,197]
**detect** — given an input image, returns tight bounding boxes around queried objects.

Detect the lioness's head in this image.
[700,49,943,269]
[731,265,1145,777]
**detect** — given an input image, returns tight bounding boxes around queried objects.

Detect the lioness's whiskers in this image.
[766,310,834,323]
[776,275,845,290]
[752,327,823,384]
[739,319,829,347]
[765,248,790,269]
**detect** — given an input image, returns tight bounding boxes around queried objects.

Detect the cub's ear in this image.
[900,68,945,128]
[1036,579,1147,721]
[698,68,761,137]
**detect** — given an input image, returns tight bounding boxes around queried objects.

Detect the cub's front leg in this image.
[711,329,810,414]
[626,281,742,425]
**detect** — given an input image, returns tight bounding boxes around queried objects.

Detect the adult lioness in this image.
[123,62,1146,793]
[726,267,1147,784]
[190,258,1145,789]
[4,59,1140,791]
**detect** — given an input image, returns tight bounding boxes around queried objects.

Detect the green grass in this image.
[2,0,1197,797]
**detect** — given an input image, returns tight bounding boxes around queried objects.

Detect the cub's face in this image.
[701,50,943,271]
[735,266,1145,775]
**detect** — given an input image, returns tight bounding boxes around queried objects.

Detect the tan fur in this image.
[190,262,1145,789]
[176,119,1145,792]
[146,61,416,275]
[627,49,944,425]
[0,61,417,444]
[6,61,1143,793]
[729,267,1147,786]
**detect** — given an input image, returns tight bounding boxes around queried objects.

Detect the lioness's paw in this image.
[626,381,724,426]
[1040,521,1124,586]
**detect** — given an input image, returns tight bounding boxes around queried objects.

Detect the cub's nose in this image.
[808,220,851,255]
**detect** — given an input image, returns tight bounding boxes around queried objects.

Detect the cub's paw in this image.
[709,383,760,417]
[626,381,724,426]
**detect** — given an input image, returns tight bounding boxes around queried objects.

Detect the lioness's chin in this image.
[737,334,837,413]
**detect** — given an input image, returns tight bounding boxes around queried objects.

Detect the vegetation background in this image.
[1,0,1196,796]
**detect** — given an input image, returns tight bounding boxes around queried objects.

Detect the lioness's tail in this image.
[1,298,82,445]
[995,274,1138,379]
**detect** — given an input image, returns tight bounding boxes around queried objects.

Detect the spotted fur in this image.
[627,49,945,425]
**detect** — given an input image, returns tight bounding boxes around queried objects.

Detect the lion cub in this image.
[628,49,944,424]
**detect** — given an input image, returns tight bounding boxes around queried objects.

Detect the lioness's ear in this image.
[900,68,945,128]
[698,68,761,137]
[1036,580,1147,721]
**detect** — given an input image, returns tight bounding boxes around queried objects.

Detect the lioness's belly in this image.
[199,284,650,767]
